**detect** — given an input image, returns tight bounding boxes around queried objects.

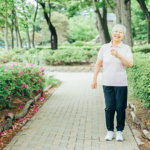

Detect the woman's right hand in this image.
[91,80,97,89]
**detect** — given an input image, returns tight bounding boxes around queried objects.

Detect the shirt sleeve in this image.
[125,46,133,58]
[97,45,104,61]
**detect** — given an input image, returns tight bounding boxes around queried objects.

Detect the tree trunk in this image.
[137,0,150,44]
[26,27,31,49]
[148,20,150,44]
[114,0,122,24]
[11,19,14,49]
[120,0,133,47]
[18,27,23,48]
[50,24,57,49]
[32,3,38,48]
[39,2,57,50]
[93,1,111,45]
[12,10,19,47]
[4,16,9,51]
[22,4,31,49]
[105,0,121,24]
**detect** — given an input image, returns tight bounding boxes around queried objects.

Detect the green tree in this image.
[131,0,147,42]
[67,0,111,45]
[136,0,150,44]
[36,0,58,50]
[51,12,70,43]
[69,15,98,42]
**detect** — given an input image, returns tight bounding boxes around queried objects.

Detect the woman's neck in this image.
[112,40,121,47]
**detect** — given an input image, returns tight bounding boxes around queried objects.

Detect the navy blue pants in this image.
[103,86,127,131]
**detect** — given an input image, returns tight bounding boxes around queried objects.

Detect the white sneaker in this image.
[105,131,114,141]
[116,131,123,142]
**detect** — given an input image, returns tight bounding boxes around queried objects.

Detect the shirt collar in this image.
[109,41,123,48]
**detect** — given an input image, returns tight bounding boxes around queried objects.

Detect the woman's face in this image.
[112,28,125,42]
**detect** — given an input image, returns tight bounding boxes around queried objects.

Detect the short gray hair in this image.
[111,24,127,37]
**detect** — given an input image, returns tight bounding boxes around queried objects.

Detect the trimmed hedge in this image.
[132,44,150,53]
[43,49,97,65]
[126,52,150,107]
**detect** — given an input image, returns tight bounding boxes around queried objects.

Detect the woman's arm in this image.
[91,59,103,89]
[118,56,133,67]
[110,49,133,67]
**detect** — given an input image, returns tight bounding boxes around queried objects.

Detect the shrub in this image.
[84,42,95,47]
[58,43,62,46]
[72,41,84,47]
[42,49,97,65]
[46,75,61,86]
[58,46,81,51]
[0,63,45,109]
[36,46,51,50]
[61,41,71,46]
[13,48,26,54]
[0,51,16,63]
[29,48,40,54]
[82,46,92,51]
[132,44,150,53]
[126,52,150,107]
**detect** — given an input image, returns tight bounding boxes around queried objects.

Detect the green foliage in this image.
[132,44,150,53]
[42,49,97,65]
[67,2,80,18]
[0,50,16,63]
[0,63,45,109]
[126,53,150,107]
[61,41,71,46]
[58,43,62,46]
[69,15,99,41]
[131,0,149,41]
[46,75,61,86]
[72,41,84,47]
[82,46,92,51]
[51,12,71,42]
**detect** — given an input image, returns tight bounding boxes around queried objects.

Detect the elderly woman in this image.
[91,24,133,141]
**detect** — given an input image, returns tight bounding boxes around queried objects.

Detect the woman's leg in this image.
[114,86,127,131]
[103,86,116,131]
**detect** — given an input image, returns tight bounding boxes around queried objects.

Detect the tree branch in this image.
[105,0,115,13]
[0,12,11,27]
[125,0,130,4]
[93,0,102,21]
[33,2,38,22]
[137,0,150,20]
[49,0,51,20]
[102,5,107,20]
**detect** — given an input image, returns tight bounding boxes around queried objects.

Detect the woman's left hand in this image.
[110,49,121,58]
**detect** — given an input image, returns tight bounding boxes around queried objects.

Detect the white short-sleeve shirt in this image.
[98,41,133,86]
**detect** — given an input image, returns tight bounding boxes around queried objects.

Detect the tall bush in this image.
[126,53,150,107]
[0,63,45,109]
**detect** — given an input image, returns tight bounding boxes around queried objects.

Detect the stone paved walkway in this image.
[4,73,139,150]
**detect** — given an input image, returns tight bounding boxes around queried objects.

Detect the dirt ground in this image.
[126,107,150,150]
